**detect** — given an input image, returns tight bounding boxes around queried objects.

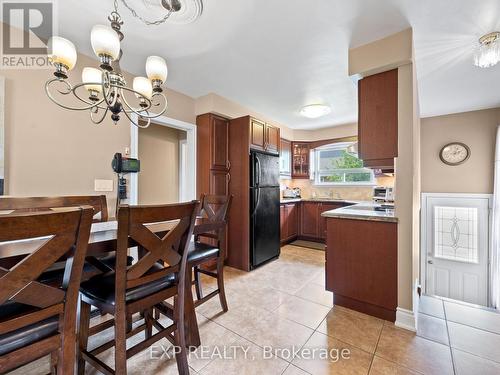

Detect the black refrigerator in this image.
[250,151,281,268]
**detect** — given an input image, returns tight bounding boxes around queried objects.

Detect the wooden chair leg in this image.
[115,309,128,375]
[216,259,228,312]
[50,350,58,375]
[173,296,190,375]
[145,309,153,339]
[193,266,203,300]
[77,301,91,375]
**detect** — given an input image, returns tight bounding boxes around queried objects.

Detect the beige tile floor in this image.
[8,245,500,375]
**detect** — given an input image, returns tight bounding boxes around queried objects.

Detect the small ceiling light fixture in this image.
[300,104,332,119]
[473,31,500,68]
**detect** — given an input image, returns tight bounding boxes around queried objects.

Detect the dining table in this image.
[0,216,202,348]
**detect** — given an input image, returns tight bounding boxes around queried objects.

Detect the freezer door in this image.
[252,152,280,187]
[251,186,280,268]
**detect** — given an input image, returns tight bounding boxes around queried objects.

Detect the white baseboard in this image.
[395,307,417,332]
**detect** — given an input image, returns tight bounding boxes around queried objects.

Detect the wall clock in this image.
[439,142,470,166]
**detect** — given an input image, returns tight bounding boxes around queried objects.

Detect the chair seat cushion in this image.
[79,264,176,306]
[188,242,219,264]
[0,302,59,356]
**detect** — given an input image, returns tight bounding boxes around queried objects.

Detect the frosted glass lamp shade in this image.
[91,25,120,60]
[146,56,168,82]
[133,77,153,100]
[82,67,102,93]
[47,36,77,70]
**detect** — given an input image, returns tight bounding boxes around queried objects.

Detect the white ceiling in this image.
[57,0,500,129]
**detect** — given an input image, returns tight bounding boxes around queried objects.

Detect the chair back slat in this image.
[0,195,109,222]
[0,207,93,323]
[115,201,198,293]
[194,195,232,239]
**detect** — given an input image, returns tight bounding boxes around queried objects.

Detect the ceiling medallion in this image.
[473,31,500,68]
[129,0,204,25]
[45,0,174,128]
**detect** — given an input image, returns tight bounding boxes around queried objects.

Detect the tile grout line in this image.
[367,320,385,373]
[442,299,458,375]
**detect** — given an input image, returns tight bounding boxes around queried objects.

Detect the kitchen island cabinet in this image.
[325,216,397,321]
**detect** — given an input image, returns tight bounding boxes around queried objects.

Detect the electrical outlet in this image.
[94,179,113,192]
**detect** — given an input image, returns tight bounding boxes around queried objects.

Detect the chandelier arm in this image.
[45,79,106,111]
[90,106,109,125]
[120,91,168,118]
[70,81,110,109]
[119,86,152,114]
[121,106,151,128]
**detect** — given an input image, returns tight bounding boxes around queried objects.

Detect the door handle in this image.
[428,260,433,264]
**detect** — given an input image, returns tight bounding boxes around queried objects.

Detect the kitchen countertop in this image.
[321,202,398,223]
[280,198,364,204]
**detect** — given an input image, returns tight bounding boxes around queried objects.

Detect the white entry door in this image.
[422,194,491,306]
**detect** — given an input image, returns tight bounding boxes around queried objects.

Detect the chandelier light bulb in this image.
[47,36,77,77]
[91,25,121,63]
[133,77,153,100]
[82,67,103,94]
[473,31,500,68]
[146,56,168,83]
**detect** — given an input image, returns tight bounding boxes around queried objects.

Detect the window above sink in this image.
[312,142,375,187]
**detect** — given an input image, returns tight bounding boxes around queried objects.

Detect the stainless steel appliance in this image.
[373,186,394,203]
[250,151,280,268]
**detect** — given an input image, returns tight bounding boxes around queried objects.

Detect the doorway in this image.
[129,114,197,205]
[421,193,492,306]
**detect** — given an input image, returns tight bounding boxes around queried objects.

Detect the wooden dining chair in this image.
[0,195,132,281]
[190,194,232,311]
[0,207,93,374]
[78,201,198,375]
[0,195,109,222]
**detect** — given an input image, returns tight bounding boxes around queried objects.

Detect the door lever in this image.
[428,260,433,264]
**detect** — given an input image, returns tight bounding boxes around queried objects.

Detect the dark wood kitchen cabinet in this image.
[300,201,320,239]
[280,202,298,244]
[326,217,397,321]
[249,117,280,155]
[196,113,230,196]
[299,201,349,242]
[291,142,310,178]
[358,69,398,168]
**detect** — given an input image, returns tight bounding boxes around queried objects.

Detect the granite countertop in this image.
[321,202,398,223]
[280,197,364,205]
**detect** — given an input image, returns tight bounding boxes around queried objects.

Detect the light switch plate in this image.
[94,179,113,192]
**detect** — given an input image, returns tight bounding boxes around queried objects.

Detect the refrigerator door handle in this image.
[251,188,261,217]
[256,156,261,187]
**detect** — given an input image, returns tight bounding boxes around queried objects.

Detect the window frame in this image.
[312,143,376,187]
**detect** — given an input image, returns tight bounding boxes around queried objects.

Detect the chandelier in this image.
[44,0,200,128]
[473,31,500,68]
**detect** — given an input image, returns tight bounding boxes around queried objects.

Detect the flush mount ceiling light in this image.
[473,31,500,68]
[300,104,332,119]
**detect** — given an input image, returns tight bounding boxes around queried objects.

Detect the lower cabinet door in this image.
[300,202,319,238]
[280,205,287,242]
[286,204,298,239]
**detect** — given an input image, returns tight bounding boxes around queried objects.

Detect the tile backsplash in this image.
[280,176,395,201]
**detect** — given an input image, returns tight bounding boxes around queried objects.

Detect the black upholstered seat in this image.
[0,302,59,356]
[80,265,176,306]
[188,242,219,264]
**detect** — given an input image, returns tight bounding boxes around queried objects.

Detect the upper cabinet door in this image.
[250,119,266,151]
[358,69,398,168]
[265,124,280,155]
[211,115,230,170]
[280,139,291,176]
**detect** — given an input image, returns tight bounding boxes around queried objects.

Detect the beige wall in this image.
[293,123,358,142]
[138,124,183,205]
[421,108,500,194]
[0,37,196,215]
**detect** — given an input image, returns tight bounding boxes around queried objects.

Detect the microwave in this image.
[373,186,394,202]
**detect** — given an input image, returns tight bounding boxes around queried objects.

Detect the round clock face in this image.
[440,143,470,165]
